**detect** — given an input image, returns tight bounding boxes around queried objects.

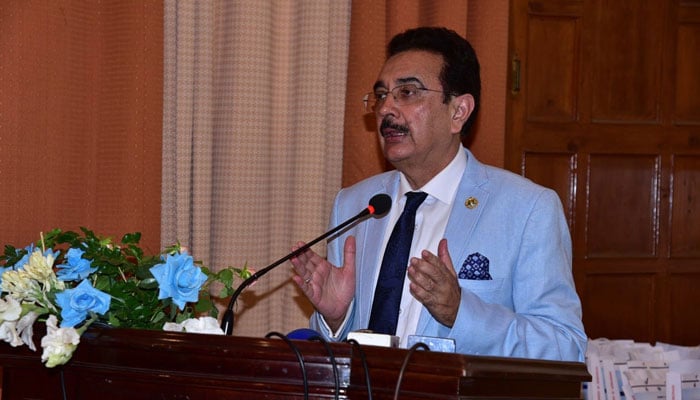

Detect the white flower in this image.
[23,250,64,293]
[0,270,41,303]
[0,298,39,350]
[1,256,63,311]
[23,250,55,282]
[162,321,184,332]
[40,315,81,368]
[0,296,22,323]
[16,310,39,351]
[182,316,224,334]
[0,321,23,347]
[162,316,223,335]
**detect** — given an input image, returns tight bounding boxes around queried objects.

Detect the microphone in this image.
[220,193,392,335]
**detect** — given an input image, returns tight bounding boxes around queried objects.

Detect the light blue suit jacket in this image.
[310,148,587,362]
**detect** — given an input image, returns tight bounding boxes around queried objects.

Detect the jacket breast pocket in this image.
[458,278,507,303]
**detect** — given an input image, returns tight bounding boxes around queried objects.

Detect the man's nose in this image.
[376,94,399,116]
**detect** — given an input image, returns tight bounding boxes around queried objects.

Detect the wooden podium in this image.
[0,327,589,399]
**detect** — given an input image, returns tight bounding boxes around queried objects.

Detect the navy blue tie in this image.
[368,191,428,335]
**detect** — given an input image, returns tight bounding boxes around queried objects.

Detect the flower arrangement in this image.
[0,228,251,367]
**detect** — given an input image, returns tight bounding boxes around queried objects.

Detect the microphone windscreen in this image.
[287,328,321,340]
[369,193,392,215]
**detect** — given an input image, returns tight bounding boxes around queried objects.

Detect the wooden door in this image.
[507,0,700,345]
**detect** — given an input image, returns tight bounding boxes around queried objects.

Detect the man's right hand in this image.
[290,236,356,331]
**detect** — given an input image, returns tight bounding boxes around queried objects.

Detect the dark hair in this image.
[387,27,481,137]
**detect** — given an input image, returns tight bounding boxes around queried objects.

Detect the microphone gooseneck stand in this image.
[220,194,391,335]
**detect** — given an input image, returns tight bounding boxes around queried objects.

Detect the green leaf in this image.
[217,269,234,287]
[194,296,213,313]
[121,232,142,245]
[137,277,159,290]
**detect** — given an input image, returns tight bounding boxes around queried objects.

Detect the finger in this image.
[342,236,356,269]
[410,252,452,299]
[408,257,436,294]
[290,242,320,283]
[290,242,310,265]
[419,248,441,268]
[414,251,449,289]
[290,253,310,276]
[437,238,457,278]
[294,271,319,302]
[292,274,308,289]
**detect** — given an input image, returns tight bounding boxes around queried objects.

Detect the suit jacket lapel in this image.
[443,151,490,268]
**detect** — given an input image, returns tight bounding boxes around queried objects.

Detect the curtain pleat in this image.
[162,1,351,337]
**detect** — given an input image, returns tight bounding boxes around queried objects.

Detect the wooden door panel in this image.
[586,154,659,258]
[675,22,700,123]
[590,1,666,123]
[510,0,700,345]
[583,274,656,342]
[669,273,700,344]
[525,15,580,122]
[670,155,700,257]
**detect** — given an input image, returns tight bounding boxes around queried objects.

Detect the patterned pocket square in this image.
[459,252,492,280]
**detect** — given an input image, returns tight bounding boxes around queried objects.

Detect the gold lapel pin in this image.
[465,196,478,209]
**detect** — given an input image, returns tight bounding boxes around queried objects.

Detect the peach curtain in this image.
[0,1,163,251]
[162,1,351,337]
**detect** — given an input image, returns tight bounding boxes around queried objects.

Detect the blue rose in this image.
[12,244,35,270]
[57,248,97,281]
[150,252,207,311]
[55,280,111,327]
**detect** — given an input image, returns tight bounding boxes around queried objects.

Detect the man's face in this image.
[373,50,463,182]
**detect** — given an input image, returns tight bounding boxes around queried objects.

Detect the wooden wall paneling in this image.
[583,273,656,342]
[670,155,700,258]
[675,3,700,124]
[525,12,579,122]
[669,273,700,344]
[590,1,666,123]
[662,0,700,344]
[586,154,660,258]
[509,0,700,345]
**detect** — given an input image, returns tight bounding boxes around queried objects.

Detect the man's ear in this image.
[451,93,475,120]
[450,93,475,134]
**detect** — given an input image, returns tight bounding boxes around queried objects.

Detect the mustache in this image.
[379,118,409,136]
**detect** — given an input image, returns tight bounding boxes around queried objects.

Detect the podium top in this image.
[1,326,590,399]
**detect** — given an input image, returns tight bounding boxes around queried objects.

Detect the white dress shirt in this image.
[376,146,467,347]
[321,146,467,343]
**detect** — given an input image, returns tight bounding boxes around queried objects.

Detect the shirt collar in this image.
[398,145,467,205]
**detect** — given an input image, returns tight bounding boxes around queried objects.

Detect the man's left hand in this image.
[407,238,461,327]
